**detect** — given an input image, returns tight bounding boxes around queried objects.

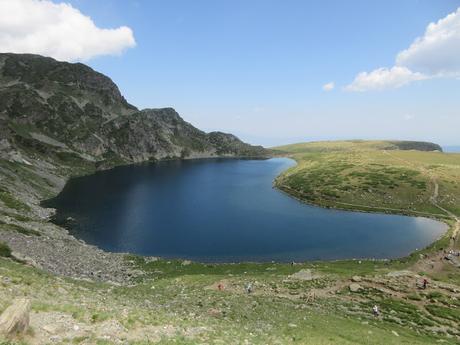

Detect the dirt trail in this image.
[379,150,460,279]
[383,150,459,240]
[430,178,459,245]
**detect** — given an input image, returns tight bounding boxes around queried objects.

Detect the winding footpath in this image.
[381,150,460,278]
[430,178,459,245]
[383,150,459,244]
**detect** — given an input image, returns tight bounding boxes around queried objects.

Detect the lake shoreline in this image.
[43,157,450,265]
[271,146,458,263]
[2,154,272,283]
[0,152,453,284]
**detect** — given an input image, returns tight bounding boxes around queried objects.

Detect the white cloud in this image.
[347,7,460,91]
[0,0,136,62]
[346,67,428,92]
[396,8,460,76]
[322,82,335,91]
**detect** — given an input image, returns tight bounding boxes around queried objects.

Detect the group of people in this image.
[372,277,430,318]
[219,279,434,319]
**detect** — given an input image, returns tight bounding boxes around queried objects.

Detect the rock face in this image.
[0,53,267,166]
[0,298,31,336]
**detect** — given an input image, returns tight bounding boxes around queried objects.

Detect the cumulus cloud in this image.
[396,8,460,76]
[347,7,460,91]
[0,0,136,62]
[346,67,427,92]
[322,82,335,91]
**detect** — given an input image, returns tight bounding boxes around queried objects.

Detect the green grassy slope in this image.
[1,255,459,345]
[273,140,460,217]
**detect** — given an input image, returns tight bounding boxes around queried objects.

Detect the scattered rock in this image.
[392,330,399,337]
[42,323,62,335]
[11,251,41,269]
[182,260,192,266]
[97,319,126,338]
[57,286,68,295]
[184,326,208,337]
[351,275,362,282]
[0,298,31,336]
[349,283,363,293]
[207,308,222,318]
[386,270,414,278]
[289,269,321,281]
[144,257,159,263]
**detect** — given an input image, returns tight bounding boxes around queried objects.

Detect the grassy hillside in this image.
[1,249,460,344]
[274,140,460,217]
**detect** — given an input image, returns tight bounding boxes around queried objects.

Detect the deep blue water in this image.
[44,158,447,262]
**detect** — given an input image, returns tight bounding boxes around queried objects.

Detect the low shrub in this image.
[0,242,12,257]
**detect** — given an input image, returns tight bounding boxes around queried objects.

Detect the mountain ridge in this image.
[0,53,266,167]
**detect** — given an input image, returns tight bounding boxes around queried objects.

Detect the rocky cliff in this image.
[0,53,266,167]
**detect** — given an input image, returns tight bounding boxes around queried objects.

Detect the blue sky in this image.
[4,0,460,146]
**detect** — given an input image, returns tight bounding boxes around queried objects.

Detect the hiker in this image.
[245,282,253,294]
[372,305,380,317]
[422,278,428,289]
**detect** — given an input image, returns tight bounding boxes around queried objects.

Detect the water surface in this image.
[45,158,447,262]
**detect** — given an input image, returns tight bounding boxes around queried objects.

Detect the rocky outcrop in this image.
[0,298,31,336]
[0,53,266,166]
[349,283,363,292]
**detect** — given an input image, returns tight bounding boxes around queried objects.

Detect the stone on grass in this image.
[351,275,362,282]
[207,308,222,318]
[290,269,321,281]
[0,298,31,336]
[349,283,362,293]
[42,323,61,335]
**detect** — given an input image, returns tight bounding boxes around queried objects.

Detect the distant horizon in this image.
[225,131,460,149]
[262,138,460,150]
